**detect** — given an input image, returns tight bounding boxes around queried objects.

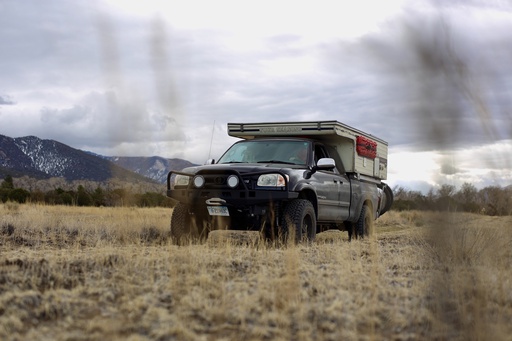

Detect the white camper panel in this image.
[227,121,388,180]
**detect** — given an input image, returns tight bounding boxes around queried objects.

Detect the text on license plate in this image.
[207,206,229,216]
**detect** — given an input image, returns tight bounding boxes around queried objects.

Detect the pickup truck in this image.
[166,121,393,244]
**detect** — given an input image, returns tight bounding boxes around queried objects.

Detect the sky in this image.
[1,0,511,193]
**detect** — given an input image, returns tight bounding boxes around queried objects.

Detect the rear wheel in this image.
[354,204,374,239]
[381,185,394,215]
[281,199,316,245]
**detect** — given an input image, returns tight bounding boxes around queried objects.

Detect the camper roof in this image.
[227,121,387,145]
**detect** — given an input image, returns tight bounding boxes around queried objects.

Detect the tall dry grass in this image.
[1,203,171,248]
[1,204,511,340]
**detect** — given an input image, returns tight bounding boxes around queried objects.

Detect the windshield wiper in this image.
[219,161,246,164]
[257,160,296,165]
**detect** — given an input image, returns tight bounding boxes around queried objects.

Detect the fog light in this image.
[227,175,239,188]
[193,175,205,188]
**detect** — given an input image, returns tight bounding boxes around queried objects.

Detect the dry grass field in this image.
[1,203,511,341]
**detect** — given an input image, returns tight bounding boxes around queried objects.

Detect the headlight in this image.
[193,175,205,188]
[227,175,239,188]
[174,174,190,187]
[257,174,288,187]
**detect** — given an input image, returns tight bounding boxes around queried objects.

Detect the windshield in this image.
[217,140,311,165]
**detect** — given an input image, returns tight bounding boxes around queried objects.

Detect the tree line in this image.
[393,182,512,216]
[2,175,511,214]
[0,175,174,208]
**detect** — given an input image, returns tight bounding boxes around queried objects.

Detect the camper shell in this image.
[227,120,388,180]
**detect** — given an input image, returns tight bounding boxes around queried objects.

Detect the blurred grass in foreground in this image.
[1,204,511,340]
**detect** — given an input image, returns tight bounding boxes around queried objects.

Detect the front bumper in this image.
[166,169,298,208]
[167,187,298,206]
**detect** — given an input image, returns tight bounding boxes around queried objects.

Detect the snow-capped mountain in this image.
[0,134,192,183]
[103,156,196,184]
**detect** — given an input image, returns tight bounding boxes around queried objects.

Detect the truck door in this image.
[336,174,351,220]
[312,144,350,222]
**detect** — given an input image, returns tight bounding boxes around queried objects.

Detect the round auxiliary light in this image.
[193,175,205,188]
[227,175,239,188]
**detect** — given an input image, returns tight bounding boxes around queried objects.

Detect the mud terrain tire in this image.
[355,204,374,239]
[282,199,316,244]
[171,203,208,245]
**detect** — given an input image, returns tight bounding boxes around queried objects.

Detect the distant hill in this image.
[103,156,197,183]
[0,134,194,184]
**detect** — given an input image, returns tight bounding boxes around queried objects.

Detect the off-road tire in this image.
[355,204,374,239]
[171,203,215,245]
[281,199,316,245]
[380,185,394,216]
[171,203,209,245]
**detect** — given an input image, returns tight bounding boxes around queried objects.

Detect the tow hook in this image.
[205,198,227,206]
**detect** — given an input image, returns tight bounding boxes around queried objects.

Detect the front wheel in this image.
[281,199,316,245]
[170,203,208,245]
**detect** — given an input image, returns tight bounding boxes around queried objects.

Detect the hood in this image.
[181,163,306,175]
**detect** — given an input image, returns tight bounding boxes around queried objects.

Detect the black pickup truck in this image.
[166,121,393,244]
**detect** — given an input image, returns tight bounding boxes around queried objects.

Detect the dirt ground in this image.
[1,204,511,340]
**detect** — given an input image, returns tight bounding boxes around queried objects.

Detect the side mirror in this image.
[205,158,215,165]
[316,158,336,170]
[305,158,336,179]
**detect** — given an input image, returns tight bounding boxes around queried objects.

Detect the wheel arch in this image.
[363,198,374,213]
[297,187,318,218]
[350,196,375,222]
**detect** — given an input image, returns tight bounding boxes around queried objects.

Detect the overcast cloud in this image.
[1,0,511,192]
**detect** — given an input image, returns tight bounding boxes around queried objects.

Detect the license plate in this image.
[207,206,229,216]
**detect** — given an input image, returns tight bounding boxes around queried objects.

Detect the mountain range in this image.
[0,134,196,184]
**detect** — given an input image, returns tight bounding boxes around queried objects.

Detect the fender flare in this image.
[293,182,319,217]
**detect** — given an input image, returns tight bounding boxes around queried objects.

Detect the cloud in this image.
[388,140,512,192]
[1,0,512,190]
[0,1,101,93]
[27,90,185,156]
[40,105,89,124]
[0,95,15,105]
[329,8,512,152]
[440,163,461,176]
